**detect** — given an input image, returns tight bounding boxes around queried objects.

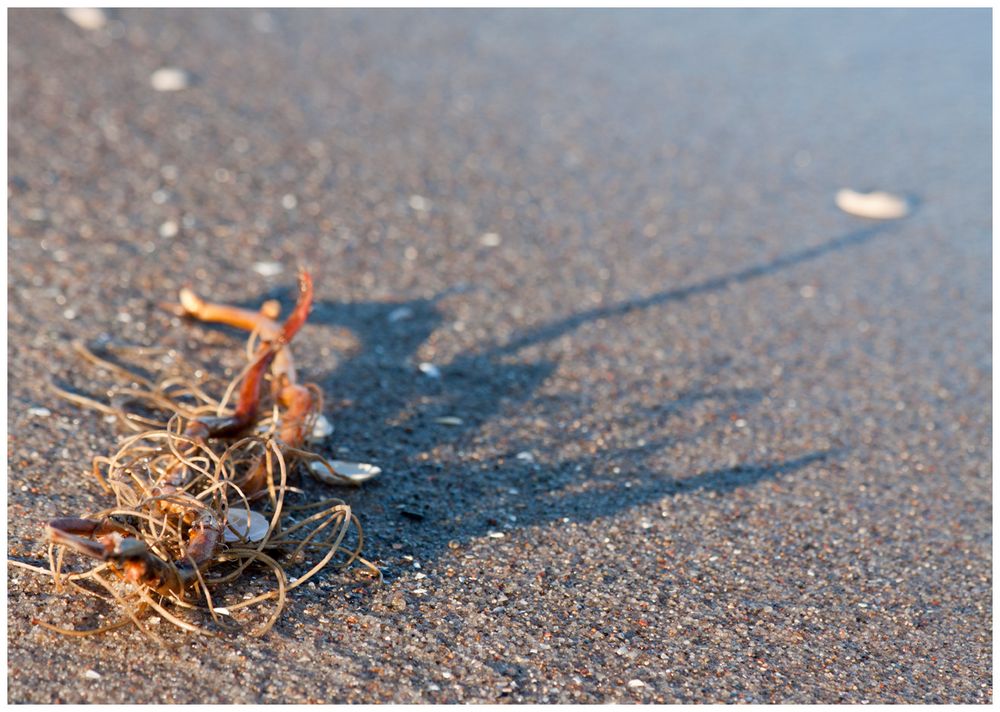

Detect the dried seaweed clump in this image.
[12,271,379,642]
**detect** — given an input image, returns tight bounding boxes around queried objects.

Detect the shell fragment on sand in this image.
[309,459,382,484]
[434,416,463,426]
[150,67,190,92]
[418,362,441,378]
[224,508,270,543]
[251,261,284,277]
[310,414,334,440]
[835,188,909,220]
[63,8,107,31]
[388,306,414,323]
[159,221,179,238]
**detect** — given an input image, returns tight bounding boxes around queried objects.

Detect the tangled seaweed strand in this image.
[12,275,380,641]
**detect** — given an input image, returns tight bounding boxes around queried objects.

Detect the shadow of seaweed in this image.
[472,224,890,359]
[530,449,839,524]
[215,224,887,579]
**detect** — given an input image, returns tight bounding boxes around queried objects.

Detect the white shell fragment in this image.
[224,508,270,543]
[418,362,441,378]
[308,459,381,484]
[835,188,910,220]
[150,67,190,92]
[63,8,107,31]
[159,220,179,238]
[251,261,284,277]
[310,414,334,440]
[408,195,430,211]
[434,416,463,426]
[388,306,414,323]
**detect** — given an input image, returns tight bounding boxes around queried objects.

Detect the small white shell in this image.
[388,306,414,323]
[835,188,909,220]
[63,8,107,31]
[251,261,284,277]
[434,416,463,426]
[408,195,430,211]
[159,221,179,238]
[310,414,334,440]
[308,459,381,484]
[224,508,270,543]
[150,67,190,92]
[419,362,441,378]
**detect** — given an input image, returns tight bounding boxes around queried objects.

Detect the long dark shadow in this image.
[501,450,841,525]
[478,224,890,359]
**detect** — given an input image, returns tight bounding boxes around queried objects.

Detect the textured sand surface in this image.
[7,9,991,703]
